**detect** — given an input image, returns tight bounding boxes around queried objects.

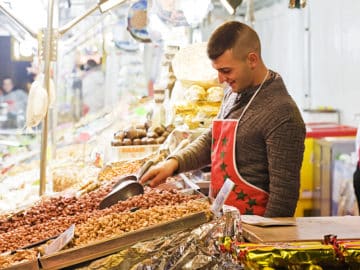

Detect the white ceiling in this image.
[0,0,280,40]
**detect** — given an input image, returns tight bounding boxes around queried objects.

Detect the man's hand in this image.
[139,158,179,187]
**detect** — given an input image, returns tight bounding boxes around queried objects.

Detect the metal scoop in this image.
[99,159,154,209]
[99,138,190,209]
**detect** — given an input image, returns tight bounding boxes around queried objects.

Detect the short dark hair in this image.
[207,21,261,60]
[2,76,13,83]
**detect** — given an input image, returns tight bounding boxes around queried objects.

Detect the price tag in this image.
[44,224,75,255]
[210,178,235,216]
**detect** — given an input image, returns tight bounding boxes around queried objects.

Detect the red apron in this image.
[210,70,270,215]
[210,119,269,216]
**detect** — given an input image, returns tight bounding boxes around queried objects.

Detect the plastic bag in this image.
[172,42,219,87]
[26,77,49,128]
[35,73,56,108]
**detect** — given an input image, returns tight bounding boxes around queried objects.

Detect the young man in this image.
[140,21,306,217]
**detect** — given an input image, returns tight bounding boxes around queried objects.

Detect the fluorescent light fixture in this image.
[180,0,211,26]
[220,0,243,15]
[98,0,126,13]
[59,0,127,35]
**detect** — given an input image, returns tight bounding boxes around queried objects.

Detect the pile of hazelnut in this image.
[111,123,175,146]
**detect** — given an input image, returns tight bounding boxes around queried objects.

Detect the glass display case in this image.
[312,137,355,216]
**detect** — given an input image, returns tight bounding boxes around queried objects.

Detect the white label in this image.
[44,224,75,255]
[241,215,296,227]
[210,178,235,216]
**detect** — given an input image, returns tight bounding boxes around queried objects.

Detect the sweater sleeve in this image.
[169,128,212,173]
[167,89,232,172]
[264,116,306,217]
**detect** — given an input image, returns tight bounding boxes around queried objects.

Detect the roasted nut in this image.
[114,130,125,140]
[146,138,156,145]
[155,136,166,144]
[135,123,146,130]
[146,131,159,139]
[133,138,141,145]
[136,129,147,138]
[153,125,165,136]
[166,124,175,133]
[122,138,132,146]
[124,128,139,140]
[162,131,170,138]
[111,139,123,146]
[140,137,147,145]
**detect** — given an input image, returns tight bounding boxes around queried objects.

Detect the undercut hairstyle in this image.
[207,21,261,61]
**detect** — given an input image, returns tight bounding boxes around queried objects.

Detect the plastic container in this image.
[111,144,160,161]
[306,122,357,138]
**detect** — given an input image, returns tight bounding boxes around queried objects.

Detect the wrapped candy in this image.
[337,240,360,265]
[235,242,337,270]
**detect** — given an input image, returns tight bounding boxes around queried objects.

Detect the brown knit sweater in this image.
[171,70,306,217]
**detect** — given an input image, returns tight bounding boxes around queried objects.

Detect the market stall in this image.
[1,1,360,270]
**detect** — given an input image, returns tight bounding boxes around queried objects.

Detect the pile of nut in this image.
[0,179,115,252]
[55,143,93,161]
[0,187,203,253]
[72,200,210,247]
[105,188,202,214]
[97,157,150,181]
[0,249,38,268]
[111,123,175,146]
[52,164,100,192]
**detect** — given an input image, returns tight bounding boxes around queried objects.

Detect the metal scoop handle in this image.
[137,159,154,180]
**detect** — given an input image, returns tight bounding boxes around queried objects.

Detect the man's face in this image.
[2,79,13,93]
[211,49,252,93]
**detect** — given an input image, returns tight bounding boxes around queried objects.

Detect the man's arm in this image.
[140,88,229,187]
[170,88,233,171]
[139,128,213,187]
[169,128,213,173]
[264,118,306,217]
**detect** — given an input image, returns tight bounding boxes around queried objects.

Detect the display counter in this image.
[32,215,360,270]
[242,216,360,243]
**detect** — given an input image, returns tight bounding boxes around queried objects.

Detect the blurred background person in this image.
[0,77,28,128]
[1,77,28,113]
[81,59,104,115]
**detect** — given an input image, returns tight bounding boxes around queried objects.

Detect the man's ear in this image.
[247,52,259,69]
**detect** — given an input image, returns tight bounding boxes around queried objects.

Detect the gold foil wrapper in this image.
[338,240,360,264]
[344,248,360,263]
[74,218,244,270]
[279,244,336,265]
[238,242,337,269]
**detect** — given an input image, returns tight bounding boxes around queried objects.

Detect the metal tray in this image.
[39,211,208,270]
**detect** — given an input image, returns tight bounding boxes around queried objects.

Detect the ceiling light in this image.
[220,0,243,15]
[245,0,255,26]
[59,0,128,35]
[98,0,126,13]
